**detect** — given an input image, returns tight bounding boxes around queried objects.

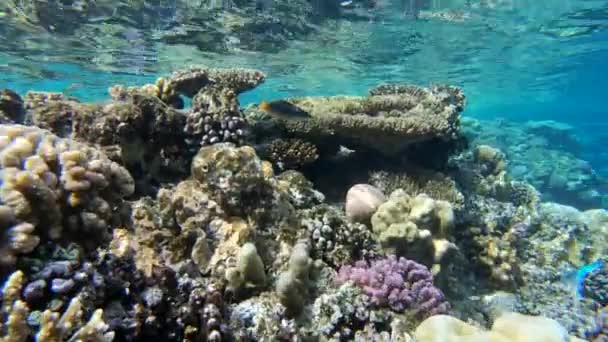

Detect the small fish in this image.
[561,258,604,306]
[259,100,311,120]
[340,0,354,8]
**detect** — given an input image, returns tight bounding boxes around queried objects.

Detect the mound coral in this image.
[0,124,133,266]
[413,312,583,342]
[336,256,449,317]
[371,190,456,274]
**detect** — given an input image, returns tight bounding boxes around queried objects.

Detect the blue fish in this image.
[561,258,605,300]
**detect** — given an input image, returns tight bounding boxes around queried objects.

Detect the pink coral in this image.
[336,256,449,317]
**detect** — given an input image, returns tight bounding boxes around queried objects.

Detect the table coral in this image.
[0,124,133,266]
[258,83,463,156]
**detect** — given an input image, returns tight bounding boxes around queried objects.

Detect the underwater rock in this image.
[191,143,267,212]
[275,170,325,209]
[24,89,191,194]
[345,183,386,224]
[0,124,133,267]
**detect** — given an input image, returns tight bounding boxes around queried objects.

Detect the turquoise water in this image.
[1,1,608,189]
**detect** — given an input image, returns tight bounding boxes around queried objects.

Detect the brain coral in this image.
[0,124,134,266]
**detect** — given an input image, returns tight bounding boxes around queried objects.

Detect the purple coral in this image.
[336,256,450,317]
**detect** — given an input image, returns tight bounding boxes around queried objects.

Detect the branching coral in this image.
[266,138,319,170]
[0,124,133,266]
[0,270,114,341]
[336,256,450,317]
[302,204,378,267]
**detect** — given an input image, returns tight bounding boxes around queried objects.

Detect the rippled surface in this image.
[1,0,607,117]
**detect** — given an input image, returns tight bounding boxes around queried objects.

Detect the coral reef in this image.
[336,256,450,317]
[275,241,313,315]
[369,169,465,209]
[2,67,604,341]
[586,308,608,342]
[0,124,133,267]
[464,117,608,209]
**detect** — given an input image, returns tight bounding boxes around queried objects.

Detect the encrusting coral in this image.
[0,124,133,267]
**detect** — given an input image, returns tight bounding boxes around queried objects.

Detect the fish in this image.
[259,100,311,120]
[560,258,605,308]
[340,0,354,7]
